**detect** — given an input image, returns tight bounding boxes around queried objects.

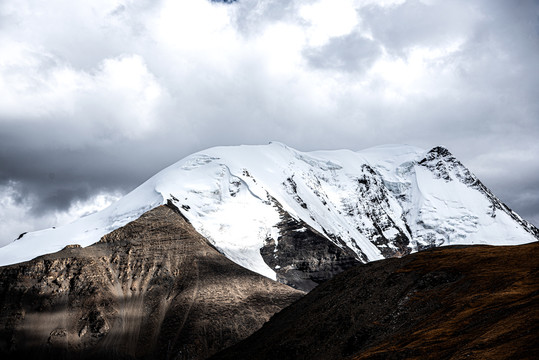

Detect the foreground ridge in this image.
[212,242,539,360]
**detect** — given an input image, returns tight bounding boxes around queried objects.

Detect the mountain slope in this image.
[212,242,539,360]
[1,143,537,290]
[0,205,303,360]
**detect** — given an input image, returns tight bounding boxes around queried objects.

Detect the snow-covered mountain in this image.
[1,143,537,289]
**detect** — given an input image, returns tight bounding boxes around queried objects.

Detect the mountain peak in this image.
[428,145,452,157]
[0,143,536,290]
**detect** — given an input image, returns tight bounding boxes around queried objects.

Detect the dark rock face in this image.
[212,243,539,360]
[277,165,413,266]
[0,205,303,360]
[345,164,411,258]
[261,212,359,292]
[261,197,360,292]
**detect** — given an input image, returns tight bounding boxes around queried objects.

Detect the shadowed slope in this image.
[212,243,539,360]
[0,205,303,360]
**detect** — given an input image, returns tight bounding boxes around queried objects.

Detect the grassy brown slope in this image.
[212,243,539,360]
[0,205,303,360]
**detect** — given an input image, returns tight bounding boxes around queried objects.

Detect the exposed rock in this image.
[0,205,303,360]
[261,196,359,292]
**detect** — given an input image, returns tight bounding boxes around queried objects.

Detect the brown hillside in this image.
[0,205,303,360]
[213,242,539,360]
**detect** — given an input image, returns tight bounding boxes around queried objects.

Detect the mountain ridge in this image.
[1,143,537,290]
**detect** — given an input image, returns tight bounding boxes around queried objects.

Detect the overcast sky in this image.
[1,0,538,246]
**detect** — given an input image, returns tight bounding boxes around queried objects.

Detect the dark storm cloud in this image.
[1,0,538,245]
[0,119,191,215]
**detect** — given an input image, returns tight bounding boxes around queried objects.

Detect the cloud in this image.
[304,31,382,73]
[0,181,121,246]
[1,0,538,244]
[0,49,167,142]
[359,0,481,54]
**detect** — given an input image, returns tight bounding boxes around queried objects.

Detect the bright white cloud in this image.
[0,183,34,247]
[0,50,167,142]
[54,192,123,227]
[300,0,359,46]
[367,39,465,101]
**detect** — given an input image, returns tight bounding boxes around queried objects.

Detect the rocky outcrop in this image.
[261,197,359,291]
[212,242,539,360]
[0,205,303,360]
